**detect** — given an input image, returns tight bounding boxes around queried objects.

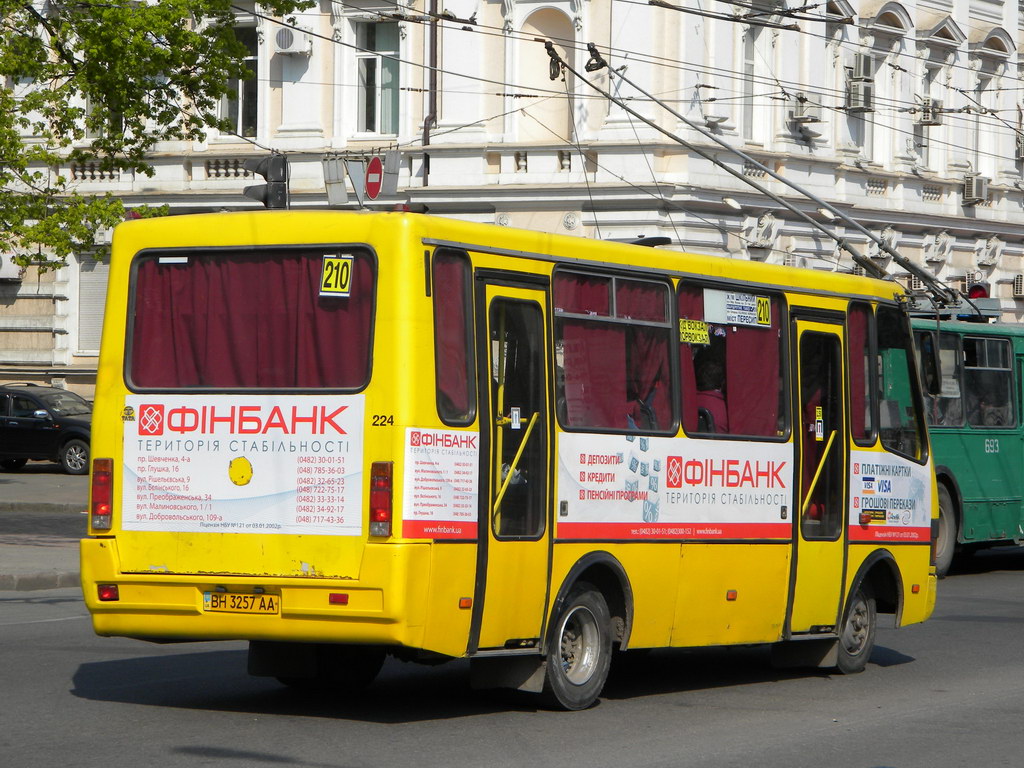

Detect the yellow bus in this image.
[81,211,937,709]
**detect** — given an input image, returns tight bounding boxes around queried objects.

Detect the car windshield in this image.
[38,391,91,417]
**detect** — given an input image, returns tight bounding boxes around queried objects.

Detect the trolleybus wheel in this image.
[935,484,957,579]
[541,582,612,710]
[836,581,876,675]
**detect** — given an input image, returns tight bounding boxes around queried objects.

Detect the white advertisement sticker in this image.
[848,450,932,542]
[558,432,793,540]
[121,395,364,535]
[402,427,479,539]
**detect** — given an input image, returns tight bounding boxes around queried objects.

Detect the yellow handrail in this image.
[801,429,837,517]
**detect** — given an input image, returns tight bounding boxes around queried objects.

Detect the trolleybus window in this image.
[433,248,475,424]
[128,248,376,390]
[678,283,784,437]
[876,306,925,460]
[964,336,1015,428]
[553,271,673,433]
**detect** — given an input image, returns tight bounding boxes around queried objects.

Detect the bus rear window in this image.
[128,248,375,389]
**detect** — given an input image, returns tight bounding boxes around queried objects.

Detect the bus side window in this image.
[876,307,925,459]
[554,271,673,433]
[433,249,476,425]
[678,284,784,438]
[848,302,874,443]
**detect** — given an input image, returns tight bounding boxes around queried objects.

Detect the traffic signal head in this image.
[967,283,989,299]
[243,154,289,209]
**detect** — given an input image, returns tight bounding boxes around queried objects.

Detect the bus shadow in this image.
[72,642,913,720]
[949,545,1024,577]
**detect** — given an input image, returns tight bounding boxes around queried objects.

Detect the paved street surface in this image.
[0,462,87,589]
[3,549,1024,767]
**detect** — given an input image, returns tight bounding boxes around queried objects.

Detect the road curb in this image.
[0,502,87,515]
[0,570,80,591]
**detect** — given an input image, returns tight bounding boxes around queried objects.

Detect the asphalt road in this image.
[3,547,1024,768]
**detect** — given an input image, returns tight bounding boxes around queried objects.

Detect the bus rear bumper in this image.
[80,537,430,648]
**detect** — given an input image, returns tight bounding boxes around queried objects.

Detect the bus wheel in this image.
[542,583,612,710]
[836,581,876,675]
[935,484,957,579]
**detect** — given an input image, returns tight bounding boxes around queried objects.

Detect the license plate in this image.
[203,592,279,615]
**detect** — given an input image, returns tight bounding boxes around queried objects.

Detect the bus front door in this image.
[472,283,551,651]
[788,321,847,635]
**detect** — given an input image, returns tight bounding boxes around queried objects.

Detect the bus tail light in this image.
[369,461,393,537]
[91,458,113,531]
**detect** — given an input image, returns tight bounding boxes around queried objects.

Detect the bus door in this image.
[788,320,847,635]
[472,280,551,651]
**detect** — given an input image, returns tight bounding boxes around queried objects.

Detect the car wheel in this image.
[59,439,89,475]
[541,582,612,710]
[0,458,28,471]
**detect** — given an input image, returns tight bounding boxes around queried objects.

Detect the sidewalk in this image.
[0,462,89,591]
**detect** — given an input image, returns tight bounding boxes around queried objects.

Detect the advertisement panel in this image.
[557,433,793,539]
[121,395,364,536]
[848,449,932,542]
[402,427,479,539]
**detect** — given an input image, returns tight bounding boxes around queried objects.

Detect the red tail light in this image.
[91,458,113,531]
[369,461,393,537]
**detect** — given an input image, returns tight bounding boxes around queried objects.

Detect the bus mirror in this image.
[918,332,941,396]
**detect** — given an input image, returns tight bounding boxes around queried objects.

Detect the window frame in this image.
[678,280,789,441]
[124,243,378,393]
[552,268,677,436]
[353,20,400,136]
[432,247,477,427]
[963,334,1016,429]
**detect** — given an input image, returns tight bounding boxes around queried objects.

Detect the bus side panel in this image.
[420,543,478,657]
[671,543,790,647]
[549,543,678,650]
[846,543,935,626]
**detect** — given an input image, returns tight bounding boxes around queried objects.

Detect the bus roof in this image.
[113,210,905,304]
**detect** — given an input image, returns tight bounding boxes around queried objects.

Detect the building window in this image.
[221,25,259,138]
[355,21,399,135]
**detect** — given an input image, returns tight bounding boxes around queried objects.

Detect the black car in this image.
[0,383,92,475]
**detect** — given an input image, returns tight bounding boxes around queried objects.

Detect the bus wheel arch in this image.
[835,552,901,674]
[548,552,633,653]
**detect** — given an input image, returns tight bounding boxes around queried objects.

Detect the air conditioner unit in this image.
[846,80,874,112]
[915,98,943,126]
[274,26,312,56]
[1015,133,1024,161]
[909,275,924,291]
[963,175,989,204]
[790,95,822,123]
[852,53,874,81]
[1013,274,1024,298]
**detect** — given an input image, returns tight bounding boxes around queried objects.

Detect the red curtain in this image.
[847,304,870,440]
[559,319,627,428]
[554,273,611,316]
[725,297,781,436]
[130,250,374,389]
[616,279,667,322]
[433,251,473,421]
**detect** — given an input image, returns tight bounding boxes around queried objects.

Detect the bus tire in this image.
[836,581,876,675]
[541,582,612,710]
[935,484,957,579]
[59,439,89,475]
